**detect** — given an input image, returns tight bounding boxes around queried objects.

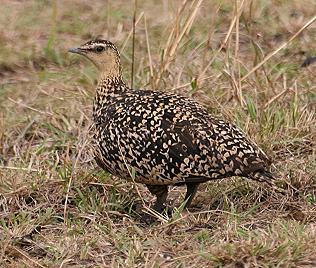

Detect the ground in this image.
[0,0,316,267]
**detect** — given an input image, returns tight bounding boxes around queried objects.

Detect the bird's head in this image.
[69,39,121,78]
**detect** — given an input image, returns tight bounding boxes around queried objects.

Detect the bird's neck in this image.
[93,73,129,122]
[99,62,122,81]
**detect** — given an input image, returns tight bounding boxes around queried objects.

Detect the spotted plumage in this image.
[69,39,275,213]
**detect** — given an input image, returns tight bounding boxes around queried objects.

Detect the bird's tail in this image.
[249,169,287,194]
[250,169,275,183]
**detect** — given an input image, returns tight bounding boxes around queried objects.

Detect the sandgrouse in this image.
[69,39,275,213]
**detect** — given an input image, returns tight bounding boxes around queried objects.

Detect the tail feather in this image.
[249,169,287,194]
[250,169,275,184]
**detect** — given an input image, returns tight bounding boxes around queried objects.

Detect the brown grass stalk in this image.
[241,14,316,82]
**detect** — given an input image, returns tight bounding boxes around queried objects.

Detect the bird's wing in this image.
[95,91,271,184]
[159,102,270,181]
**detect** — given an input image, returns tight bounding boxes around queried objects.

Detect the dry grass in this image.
[1,0,316,267]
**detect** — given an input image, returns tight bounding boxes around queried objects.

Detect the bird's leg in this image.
[183,182,199,209]
[146,185,169,213]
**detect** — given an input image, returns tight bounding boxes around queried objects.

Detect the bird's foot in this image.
[152,204,173,216]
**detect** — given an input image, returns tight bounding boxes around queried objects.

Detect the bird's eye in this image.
[95,46,105,53]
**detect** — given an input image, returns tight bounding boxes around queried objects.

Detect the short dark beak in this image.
[68,47,84,54]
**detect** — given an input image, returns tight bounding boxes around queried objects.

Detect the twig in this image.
[63,115,90,224]
[144,15,153,78]
[11,246,46,268]
[263,87,289,109]
[121,12,144,53]
[131,0,137,89]
[241,14,316,82]
[154,0,204,88]
[197,3,238,83]
[0,166,39,172]
[8,98,53,116]
[232,0,245,106]
[198,2,246,101]
[169,74,220,91]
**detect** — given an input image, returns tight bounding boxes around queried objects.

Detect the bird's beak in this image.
[68,47,84,55]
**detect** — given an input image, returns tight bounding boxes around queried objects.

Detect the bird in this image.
[68,39,276,214]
